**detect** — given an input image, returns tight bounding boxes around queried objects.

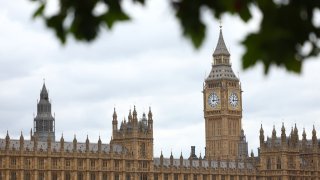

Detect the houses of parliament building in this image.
[0,28,319,180]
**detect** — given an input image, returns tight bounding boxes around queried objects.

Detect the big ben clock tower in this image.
[204,26,242,160]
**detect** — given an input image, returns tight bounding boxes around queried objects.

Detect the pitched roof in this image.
[213,29,230,56]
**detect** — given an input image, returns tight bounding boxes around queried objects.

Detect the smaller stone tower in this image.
[33,83,55,142]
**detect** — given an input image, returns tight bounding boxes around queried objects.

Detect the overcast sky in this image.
[1,0,320,158]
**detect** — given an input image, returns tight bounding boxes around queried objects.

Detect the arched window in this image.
[24,172,31,180]
[277,157,281,169]
[140,143,146,157]
[65,172,71,180]
[267,157,271,170]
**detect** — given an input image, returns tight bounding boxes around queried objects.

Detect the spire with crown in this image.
[213,25,230,57]
[206,24,238,81]
[212,24,231,67]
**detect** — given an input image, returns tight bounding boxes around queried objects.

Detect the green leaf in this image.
[32,3,45,19]
[102,9,130,29]
[46,15,66,44]
[132,0,145,5]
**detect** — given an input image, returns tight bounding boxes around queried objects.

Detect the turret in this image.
[302,128,307,147]
[30,128,33,140]
[86,135,90,152]
[272,125,276,146]
[180,152,183,167]
[5,130,10,150]
[98,136,102,152]
[160,151,164,166]
[148,107,153,130]
[60,134,64,152]
[141,113,147,127]
[112,108,118,135]
[281,123,286,146]
[170,151,173,166]
[312,125,317,147]
[133,105,138,125]
[259,125,264,145]
[73,135,77,152]
[293,124,299,146]
[128,110,132,123]
[20,131,24,151]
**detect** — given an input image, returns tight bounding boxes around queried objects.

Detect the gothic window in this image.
[277,157,281,169]
[126,174,131,180]
[103,160,107,169]
[24,171,31,180]
[194,174,197,180]
[154,174,158,180]
[140,174,147,180]
[103,173,108,180]
[38,172,44,180]
[239,176,242,180]
[217,121,221,135]
[164,174,169,180]
[38,158,44,169]
[78,159,83,169]
[90,159,95,169]
[267,158,271,170]
[65,172,71,180]
[52,172,58,180]
[0,158,2,168]
[174,174,179,180]
[10,157,16,167]
[230,176,234,180]
[203,175,207,180]
[78,172,84,180]
[52,158,58,169]
[115,174,119,180]
[288,157,294,169]
[221,175,225,180]
[65,159,71,167]
[25,158,31,168]
[115,160,119,168]
[90,173,96,180]
[184,174,189,180]
[10,171,17,180]
[141,161,147,169]
[126,161,131,169]
[140,143,146,157]
[212,175,216,180]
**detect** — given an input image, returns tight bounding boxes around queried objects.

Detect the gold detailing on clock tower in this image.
[204,27,242,160]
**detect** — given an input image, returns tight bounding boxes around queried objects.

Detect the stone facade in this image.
[0,28,319,180]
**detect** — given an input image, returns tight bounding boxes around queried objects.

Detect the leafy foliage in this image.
[31,0,320,74]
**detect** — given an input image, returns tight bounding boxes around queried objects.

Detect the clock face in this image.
[208,92,220,108]
[229,92,239,107]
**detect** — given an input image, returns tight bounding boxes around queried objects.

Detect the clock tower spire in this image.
[203,26,244,160]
